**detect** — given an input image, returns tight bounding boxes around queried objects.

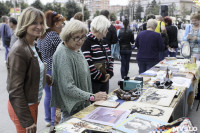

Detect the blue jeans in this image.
[137,61,158,74]
[120,50,132,79]
[44,70,56,126]
[168,48,178,57]
[4,46,9,61]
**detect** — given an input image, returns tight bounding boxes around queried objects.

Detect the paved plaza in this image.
[0,42,199,132]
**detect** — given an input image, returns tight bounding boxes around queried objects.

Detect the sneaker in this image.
[45,122,51,127]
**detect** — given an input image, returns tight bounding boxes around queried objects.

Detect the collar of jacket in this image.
[22,37,43,62]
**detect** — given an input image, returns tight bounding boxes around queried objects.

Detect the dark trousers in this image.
[137,60,158,74]
[92,80,109,94]
[120,50,132,79]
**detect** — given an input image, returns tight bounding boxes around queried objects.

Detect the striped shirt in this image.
[81,33,114,81]
[37,31,61,70]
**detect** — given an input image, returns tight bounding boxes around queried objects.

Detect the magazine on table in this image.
[54,118,104,133]
[82,107,131,127]
[94,100,120,108]
[117,101,173,122]
[113,113,168,133]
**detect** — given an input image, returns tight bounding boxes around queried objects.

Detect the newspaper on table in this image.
[138,88,177,107]
[83,107,131,127]
[117,101,173,122]
[113,113,168,133]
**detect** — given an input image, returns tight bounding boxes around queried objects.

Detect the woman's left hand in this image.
[46,74,53,86]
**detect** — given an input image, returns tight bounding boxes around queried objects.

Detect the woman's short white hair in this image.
[90,15,111,34]
[147,19,157,30]
[60,20,88,42]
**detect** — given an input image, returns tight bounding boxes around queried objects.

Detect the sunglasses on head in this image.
[52,11,58,16]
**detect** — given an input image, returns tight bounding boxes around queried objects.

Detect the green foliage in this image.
[21,1,29,11]
[31,0,44,11]
[168,3,176,16]
[64,0,81,20]
[110,13,117,21]
[135,0,143,20]
[145,0,159,15]
[0,2,10,19]
[180,4,190,21]
[93,10,100,18]
[43,3,54,12]
[84,6,90,21]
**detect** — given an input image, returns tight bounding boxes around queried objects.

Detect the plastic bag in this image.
[181,41,191,58]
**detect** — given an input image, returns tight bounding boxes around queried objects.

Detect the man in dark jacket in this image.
[100,10,118,50]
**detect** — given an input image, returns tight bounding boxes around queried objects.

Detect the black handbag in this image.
[3,25,11,47]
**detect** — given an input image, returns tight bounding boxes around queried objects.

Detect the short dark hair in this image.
[147,14,155,20]
[1,16,8,22]
[100,10,109,18]
[164,16,172,25]
[9,17,17,25]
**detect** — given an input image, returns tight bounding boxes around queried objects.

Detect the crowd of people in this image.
[0,6,199,133]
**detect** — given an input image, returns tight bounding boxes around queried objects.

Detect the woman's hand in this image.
[26,123,36,133]
[101,74,110,83]
[46,74,53,86]
[94,92,108,101]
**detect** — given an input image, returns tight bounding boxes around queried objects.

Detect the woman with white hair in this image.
[81,15,114,94]
[51,20,107,122]
[135,19,165,74]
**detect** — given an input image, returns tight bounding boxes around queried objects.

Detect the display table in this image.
[44,59,200,133]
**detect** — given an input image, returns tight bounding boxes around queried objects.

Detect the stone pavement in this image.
[0,45,199,132]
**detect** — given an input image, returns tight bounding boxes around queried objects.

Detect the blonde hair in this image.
[60,20,88,42]
[147,19,158,30]
[90,15,110,34]
[190,13,200,20]
[16,7,47,38]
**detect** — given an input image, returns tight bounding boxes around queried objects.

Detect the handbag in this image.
[111,29,121,60]
[181,41,191,58]
[160,21,169,50]
[3,25,11,47]
[94,41,110,74]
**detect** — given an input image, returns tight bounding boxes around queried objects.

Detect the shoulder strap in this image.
[98,40,109,67]
[160,21,162,33]
[117,29,120,37]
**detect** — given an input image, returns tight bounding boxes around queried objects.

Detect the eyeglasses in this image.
[72,35,86,42]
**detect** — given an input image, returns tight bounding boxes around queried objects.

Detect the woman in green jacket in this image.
[51,20,107,123]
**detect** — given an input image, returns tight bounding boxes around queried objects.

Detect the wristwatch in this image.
[89,95,95,102]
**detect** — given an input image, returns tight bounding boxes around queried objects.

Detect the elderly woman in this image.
[135,19,165,74]
[51,20,107,122]
[7,7,51,133]
[164,16,178,57]
[183,13,200,60]
[37,10,66,127]
[81,15,114,94]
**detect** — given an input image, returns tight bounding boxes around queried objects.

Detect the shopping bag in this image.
[181,41,191,58]
[111,42,121,60]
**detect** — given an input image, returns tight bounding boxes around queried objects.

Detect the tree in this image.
[145,0,159,15]
[135,0,143,20]
[180,4,190,21]
[84,6,90,21]
[43,3,54,12]
[64,0,81,20]
[93,10,100,18]
[110,13,117,21]
[168,3,176,16]
[31,0,44,11]
[0,2,10,20]
[120,7,124,21]
[20,0,29,11]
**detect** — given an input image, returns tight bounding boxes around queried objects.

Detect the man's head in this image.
[1,16,8,24]
[9,17,17,29]
[100,10,110,20]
